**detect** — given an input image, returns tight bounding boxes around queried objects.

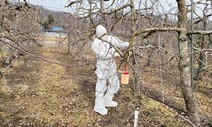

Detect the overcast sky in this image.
[23,0,178,13]
[27,0,70,12]
[14,0,208,17]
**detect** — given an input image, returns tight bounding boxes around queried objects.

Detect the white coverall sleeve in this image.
[91,40,115,60]
[111,36,129,49]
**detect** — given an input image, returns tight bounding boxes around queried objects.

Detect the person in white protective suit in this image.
[91,25,129,115]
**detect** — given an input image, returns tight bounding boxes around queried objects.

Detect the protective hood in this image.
[96,25,108,41]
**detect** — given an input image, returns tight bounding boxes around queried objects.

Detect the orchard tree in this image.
[0,0,42,65]
[66,0,212,126]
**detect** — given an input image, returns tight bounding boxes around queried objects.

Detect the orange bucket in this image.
[121,64,129,84]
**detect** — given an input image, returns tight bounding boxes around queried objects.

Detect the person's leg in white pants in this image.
[94,77,108,115]
[104,73,120,107]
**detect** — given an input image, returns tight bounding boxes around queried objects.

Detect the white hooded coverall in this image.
[91,25,129,115]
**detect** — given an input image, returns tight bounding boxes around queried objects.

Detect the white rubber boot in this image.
[94,93,108,115]
[104,94,118,107]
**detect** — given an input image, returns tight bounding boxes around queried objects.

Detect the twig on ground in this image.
[178,114,197,127]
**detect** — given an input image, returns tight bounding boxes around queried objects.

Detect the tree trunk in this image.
[176,0,200,126]
[196,13,207,80]
[100,0,106,22]
[196,37,205,80]
[130,0,140,97]
[67,31,71,54]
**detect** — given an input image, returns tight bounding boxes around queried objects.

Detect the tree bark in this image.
[130,0,140,97]
[67,31,71,54]
[176,0,201,126]
[196,12,207,80]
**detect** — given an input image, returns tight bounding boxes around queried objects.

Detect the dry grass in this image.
[0,45,211,127]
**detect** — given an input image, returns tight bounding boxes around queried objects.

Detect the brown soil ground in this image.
[0,45,211,127]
